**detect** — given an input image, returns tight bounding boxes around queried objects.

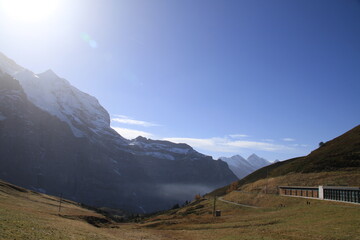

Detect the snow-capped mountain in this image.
[0,52,237,213]
[220,154,271,179]
[128,136,206,161]
[0,52,117,139]
[247,154,270,169]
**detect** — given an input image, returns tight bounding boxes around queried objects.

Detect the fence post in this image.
[213,196,217,217]
[58,193,63,214]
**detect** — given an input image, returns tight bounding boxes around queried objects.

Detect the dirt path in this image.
[218,197,260,208]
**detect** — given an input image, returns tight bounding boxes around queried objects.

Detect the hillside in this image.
[0,179,115,239]
[0,178,190,240]
[209,125,360,196]
[2,178,359,240]
[143,190,360,240]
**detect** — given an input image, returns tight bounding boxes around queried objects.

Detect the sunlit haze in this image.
[0,0,60,22]
[1,0,359,161]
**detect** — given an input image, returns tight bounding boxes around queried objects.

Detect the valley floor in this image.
[1,180,360,240]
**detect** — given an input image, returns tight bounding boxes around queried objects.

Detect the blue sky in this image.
[0,0,359,161]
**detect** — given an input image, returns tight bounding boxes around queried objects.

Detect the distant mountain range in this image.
[0,52,237,213]
[220,154,271,179]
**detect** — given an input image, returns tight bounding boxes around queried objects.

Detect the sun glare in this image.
[0,0,60,22]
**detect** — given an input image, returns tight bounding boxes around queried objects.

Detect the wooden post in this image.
[265,168,269,194]
[58,193,63,214]
[213,196,217,216]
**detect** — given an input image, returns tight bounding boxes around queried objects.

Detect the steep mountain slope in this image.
[0,69,137,210]
[220,154,270,179]
[0,52,237,213]
[0,52,121,139]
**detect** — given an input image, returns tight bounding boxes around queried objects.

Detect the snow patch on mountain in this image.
[130,137,192,155]
[113,169,122,176]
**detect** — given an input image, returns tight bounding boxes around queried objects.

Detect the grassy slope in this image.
[257,124,360,178]
[210,125,360,196]
[1,172,359,240]
[0,179,181,240]
[144,192,360,240]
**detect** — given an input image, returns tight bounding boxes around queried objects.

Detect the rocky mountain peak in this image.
[220,153,270,179]
[134,136,148,141]
[248,153,259,159]
[37,69,62,81]
[247,154,270,169]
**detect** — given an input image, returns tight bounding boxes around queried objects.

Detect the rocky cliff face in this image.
[0,53,237,213]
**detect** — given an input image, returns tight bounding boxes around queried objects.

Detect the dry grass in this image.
[0,180,178,240]
[142,170,360,239]
[240,171,360,194]
[144,192,360,240]
[1,177,360,240]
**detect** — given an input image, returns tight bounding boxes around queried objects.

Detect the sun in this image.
[0,0,60,22]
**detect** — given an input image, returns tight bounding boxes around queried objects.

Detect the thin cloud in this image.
[111,126,153,140]
[283,138,295,142]
[292,144,309,147]
[163,137,294,154]
[227,140,291,152]
[111,115,159,127]
[229,134,249,138]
